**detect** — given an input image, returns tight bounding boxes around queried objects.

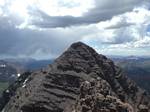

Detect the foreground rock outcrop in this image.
[1,42,150,112]
[74,79,134,112]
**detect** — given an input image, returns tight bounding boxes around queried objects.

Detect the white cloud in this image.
[36,0,94,17]
[1,0,147,29]
[0,0,150,58]
[0,8,2,15]
[0,0,5,6]
[81,6,150,56]
[0,0,95,29]
[0,0,94,21]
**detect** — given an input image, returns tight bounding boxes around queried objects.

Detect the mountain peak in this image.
[55,42,109,74]
[66,41,96,55]
[70,41,85,48]
[56,41,106,62]
[69,41,92,50]
[1,42,150,112]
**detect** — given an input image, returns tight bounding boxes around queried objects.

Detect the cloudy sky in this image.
[0,0,150,59]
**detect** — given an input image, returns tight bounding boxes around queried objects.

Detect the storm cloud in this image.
[0,0,150,59]
[29,0,148,28]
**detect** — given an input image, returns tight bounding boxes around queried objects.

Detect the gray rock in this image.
[2,42,150,112]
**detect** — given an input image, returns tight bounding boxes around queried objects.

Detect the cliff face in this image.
[2,42,150,112]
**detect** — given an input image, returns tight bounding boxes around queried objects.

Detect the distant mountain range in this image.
[0,60,19,96]
[111,56,150,93]
[4,58,54,71]
[0,42,149,112]
[0,55,150,97]
[0,59,53,96]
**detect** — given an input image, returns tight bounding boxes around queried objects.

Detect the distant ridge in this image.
[1,42,150,112]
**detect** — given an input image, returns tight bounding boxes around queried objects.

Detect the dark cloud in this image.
[0,17,96,59]
[29,0,147,28]
[0,0,149,59]
[106,23,135,29]
[0,18,67,58]
[98,27,138,45]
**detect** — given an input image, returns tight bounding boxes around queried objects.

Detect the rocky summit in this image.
[1,42,150,112]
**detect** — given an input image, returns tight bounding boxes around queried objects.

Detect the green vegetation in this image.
[0,82,9,96]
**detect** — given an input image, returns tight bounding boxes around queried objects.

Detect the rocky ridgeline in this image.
[74,79,149,112]
[1,42,150,112]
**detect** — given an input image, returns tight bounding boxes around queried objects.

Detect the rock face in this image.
[0,72,31,111]
[2,42,150,112]
[74,80,134,112]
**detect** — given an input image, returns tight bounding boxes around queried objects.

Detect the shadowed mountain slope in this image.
[2,42,150,112]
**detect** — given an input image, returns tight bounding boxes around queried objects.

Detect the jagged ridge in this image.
[2,42,150,112]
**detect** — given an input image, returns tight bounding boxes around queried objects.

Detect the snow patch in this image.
[6,89,9,93]
[23,79,28,85]
[17,73,21,77]
[22,84,26,88]
[22,78,28,88]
